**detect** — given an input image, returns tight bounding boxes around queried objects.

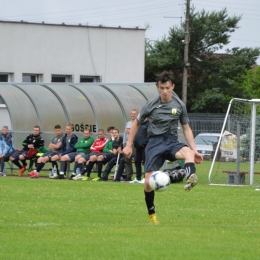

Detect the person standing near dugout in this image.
[122,109,138,181]
[123,70,203,224]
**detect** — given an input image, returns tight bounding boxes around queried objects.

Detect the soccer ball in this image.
[149,171,170,192]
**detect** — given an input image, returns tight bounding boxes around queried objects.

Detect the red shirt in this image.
[90,138,108,154]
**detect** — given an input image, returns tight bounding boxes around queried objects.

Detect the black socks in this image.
[36,162,45,172]
[87,161,95,177]
[97,161,103,178]
[144,190,155,215]
[11,159,22,169]
[184,162,196,178]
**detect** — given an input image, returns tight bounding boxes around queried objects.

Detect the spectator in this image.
[64,128,94,179]
[130,119,150,184]
[10,125,44,176]
[122,109,138,181]
[0,126,16,176]
[28,124,64,178]
[50,123,78,179]
[73,129,108,180]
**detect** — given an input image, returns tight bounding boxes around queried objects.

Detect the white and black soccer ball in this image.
[149,171,170,192]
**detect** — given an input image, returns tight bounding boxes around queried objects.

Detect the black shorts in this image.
[42,151,59,159]
[98,153,115,164]
[3,151,16,161]
[11,150,27,160]
[82,153,92,161]
[67,152,86,161]
[144,135,187,172]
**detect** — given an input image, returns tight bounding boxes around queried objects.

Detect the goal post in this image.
[208,98,260,186]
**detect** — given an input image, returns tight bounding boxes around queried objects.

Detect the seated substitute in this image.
[56,127,94,179]
[73,129,108,181]
[0,126,16,176]
[10,125,44,176]
[28,124,64,178]
[100,128,124,181]
[50,123,78,179]
[81,126,115,182]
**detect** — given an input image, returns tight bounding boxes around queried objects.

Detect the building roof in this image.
[0,19,146,31]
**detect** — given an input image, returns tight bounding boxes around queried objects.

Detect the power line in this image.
[0,0,182,19]
[34,3,181,22]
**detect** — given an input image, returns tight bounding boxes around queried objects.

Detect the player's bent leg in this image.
[37,157,43,163]
[175,146,195,162]
[89,155,98,162]
[75,155,82,162]
[175,147,198,191]
[60,154,70,161]
[175,146,198,191]
[51,155,60,162]
[18,155,27,176]
[87,156,97,180]
[41,156,50,164]
[97,155,104,161]
[78,158,86,164]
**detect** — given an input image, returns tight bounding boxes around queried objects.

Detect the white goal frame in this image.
[208,98,260,186]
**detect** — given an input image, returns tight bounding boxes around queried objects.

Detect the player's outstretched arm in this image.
[182,124,203,164]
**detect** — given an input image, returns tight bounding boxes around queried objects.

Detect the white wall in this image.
[0,22,145,83]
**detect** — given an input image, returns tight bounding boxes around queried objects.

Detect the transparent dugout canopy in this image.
[0,82,157,145]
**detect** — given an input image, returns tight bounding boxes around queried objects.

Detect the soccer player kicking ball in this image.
[123,71,203,224]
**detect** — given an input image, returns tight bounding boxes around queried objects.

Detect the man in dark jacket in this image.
[10,125,44,176]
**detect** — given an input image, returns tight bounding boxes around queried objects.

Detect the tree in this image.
[190,88,226,113]
[145,7,260,113]
[145,38,182,82]
[238,66,260,98]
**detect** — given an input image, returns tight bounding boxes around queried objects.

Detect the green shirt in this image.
[103,139,113,153]
[74,136,95,154]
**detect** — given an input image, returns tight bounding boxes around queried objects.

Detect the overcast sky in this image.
[1,0,260,63]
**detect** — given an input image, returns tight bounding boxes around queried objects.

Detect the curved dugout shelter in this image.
[0,83,157,149]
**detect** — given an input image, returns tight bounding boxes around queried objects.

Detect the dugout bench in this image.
[223,170,260,185]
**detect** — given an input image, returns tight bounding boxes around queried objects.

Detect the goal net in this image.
[208,98,260,186]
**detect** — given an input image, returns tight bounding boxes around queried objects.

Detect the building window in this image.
[22,75,37,82]
[52,74,73,83]
[0,74,8,82]
[22,73,43,82]
[80,75,101,83]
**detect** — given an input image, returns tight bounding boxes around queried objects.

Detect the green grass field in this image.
[1,161,260,260]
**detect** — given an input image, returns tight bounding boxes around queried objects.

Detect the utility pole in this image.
[182,0,190,105]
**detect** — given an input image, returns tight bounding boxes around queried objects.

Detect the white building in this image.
[0,20,145,83]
